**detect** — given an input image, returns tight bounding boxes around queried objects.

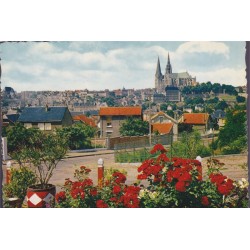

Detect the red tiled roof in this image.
[73,115,97,127]
[152,123,173,134]
[183,113,209,125]
[99,107,142,116]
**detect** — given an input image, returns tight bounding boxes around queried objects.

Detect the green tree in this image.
[217,110,247,152]
[170,131,211,159]
[57,123,96,150]
[119,117,149,136]
[236,95,246,103]
[215,100,228,110]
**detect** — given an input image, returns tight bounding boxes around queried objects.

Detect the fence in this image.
[114,134,173,163]
[114,133,215,163]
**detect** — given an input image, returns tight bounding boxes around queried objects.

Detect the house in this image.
[18,106,73,131]
[2,113,20,125]
[165,86,181,102]
[150,111,178,140]
[211,109,226,128]
[99,106,142,137]
[179,113,210,134]
[73,114,97,127]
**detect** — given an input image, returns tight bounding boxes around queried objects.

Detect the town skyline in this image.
[1,41,246,92]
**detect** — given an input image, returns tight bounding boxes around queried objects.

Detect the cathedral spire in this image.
[166,52,172,74]
[155,56,162,78]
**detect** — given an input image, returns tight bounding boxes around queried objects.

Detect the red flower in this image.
[113,185,122,194]
[112,172,126,184]
[217,179,234,195]
[166,170,173,182]
[150,144,167,154]
[172,168,182,179]
[96,200,109,208]
[179,172,192,182]
[90,188,98,196]
[137,174,148,180]
[201,196,209,206]
[175,181,186,192]
[157,153,170,163]
[110,197,118,202]
[55,191,66,203]
[209,173,226,185]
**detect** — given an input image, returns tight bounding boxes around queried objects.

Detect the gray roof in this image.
[211,109,226,119]
[18,106,68,123]
[170,72,192,79]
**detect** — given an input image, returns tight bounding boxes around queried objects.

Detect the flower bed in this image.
[56,144,248,208]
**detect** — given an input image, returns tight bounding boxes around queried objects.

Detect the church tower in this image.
[155,56,163,92]
[165,53,172,74]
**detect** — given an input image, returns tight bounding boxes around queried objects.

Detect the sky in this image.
[0,41,246,92]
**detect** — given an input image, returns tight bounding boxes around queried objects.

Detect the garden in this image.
[57,144,248,208]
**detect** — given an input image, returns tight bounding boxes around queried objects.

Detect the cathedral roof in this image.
[170,72,192,78]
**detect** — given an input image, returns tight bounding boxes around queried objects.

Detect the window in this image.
[24,123,32,129]
[159,116,164,123]
[38,123,45,130]
[106,116,112,127]
[45,123,52,130]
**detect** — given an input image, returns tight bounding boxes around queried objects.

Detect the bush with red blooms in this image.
[56,145,248,208]
[137,144,247,208]
[55,166,141,208]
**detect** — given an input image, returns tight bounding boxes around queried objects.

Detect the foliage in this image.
[216,110,247,152]
[182,82,237,96]
[215,100,228,110]
[56,123,96,150]
[170,131,211,159]
[6,123,44,166]
[56,144,248,208]
[236,95,246,103]
[119,117,149,136]
[3,167,37,201]
[7,125,68,188]
[178,123,193,133]
[115,148,150,163]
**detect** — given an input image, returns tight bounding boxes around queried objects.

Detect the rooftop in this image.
[183,113,209,125]
[152,123,173,134]
[99,106,142,116]
[18,106,69,123]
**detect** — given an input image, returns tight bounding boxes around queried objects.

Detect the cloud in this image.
[176,41,230,58]
[192,67,246,86]
[1,42,245,92]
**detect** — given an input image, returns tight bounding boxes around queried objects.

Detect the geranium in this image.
[55,191,66,203]
[150,144,167,154]
[112,172,126,184]
[201,196,209,206]
[55,144,247,208]
[96,200,109,208]
[113,185,122,194]
[175,181,186,192]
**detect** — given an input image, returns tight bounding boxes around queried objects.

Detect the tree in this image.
[119,117,149,136]
[56,123,96,150]
[217,110,247,152]
[215,100,228,110]
[170,131,211,159]
[236,95,246,103]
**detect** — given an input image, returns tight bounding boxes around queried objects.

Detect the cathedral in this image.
[155,54,197,94]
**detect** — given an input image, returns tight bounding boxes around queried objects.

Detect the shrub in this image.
[56,144,248,208]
